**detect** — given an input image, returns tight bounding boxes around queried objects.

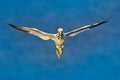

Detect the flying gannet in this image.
[9,19,109,58]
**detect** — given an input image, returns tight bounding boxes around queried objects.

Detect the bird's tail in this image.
[56,46,64,58]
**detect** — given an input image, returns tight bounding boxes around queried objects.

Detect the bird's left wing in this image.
[65,20,109,37]
[9,24,55,40]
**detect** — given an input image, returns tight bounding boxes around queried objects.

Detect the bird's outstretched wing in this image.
[65,20,109,37]
[9,24,55,40]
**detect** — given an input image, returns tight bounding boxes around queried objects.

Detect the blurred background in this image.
[0,0,120,80]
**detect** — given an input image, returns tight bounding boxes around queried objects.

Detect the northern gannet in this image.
[9,19,109,58]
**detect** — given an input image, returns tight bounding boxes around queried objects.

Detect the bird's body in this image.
[9,19,109,58]
[54,29,64,58]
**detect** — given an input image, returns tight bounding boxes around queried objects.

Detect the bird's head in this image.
[58,28,63,32]
[57,28,64,38]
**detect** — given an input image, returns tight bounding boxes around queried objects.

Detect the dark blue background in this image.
[0,0,120,80]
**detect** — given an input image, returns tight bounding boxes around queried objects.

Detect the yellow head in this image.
[58,28,63,32]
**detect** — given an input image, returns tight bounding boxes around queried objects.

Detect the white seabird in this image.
[9,19,109,58]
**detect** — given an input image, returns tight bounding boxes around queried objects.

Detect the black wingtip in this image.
[89,17,111,29]
[99,20,108,24]
[8,23,20,30]
[102,16,112,23]
[8,23,12,26]
[97,16,112,25]
[8,23,17,28]
[8,23,30,32]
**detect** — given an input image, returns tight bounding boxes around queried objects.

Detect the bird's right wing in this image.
[9,24,55,40]
[65,20,109,37]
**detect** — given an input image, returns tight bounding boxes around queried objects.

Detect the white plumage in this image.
[9,19,109,58]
